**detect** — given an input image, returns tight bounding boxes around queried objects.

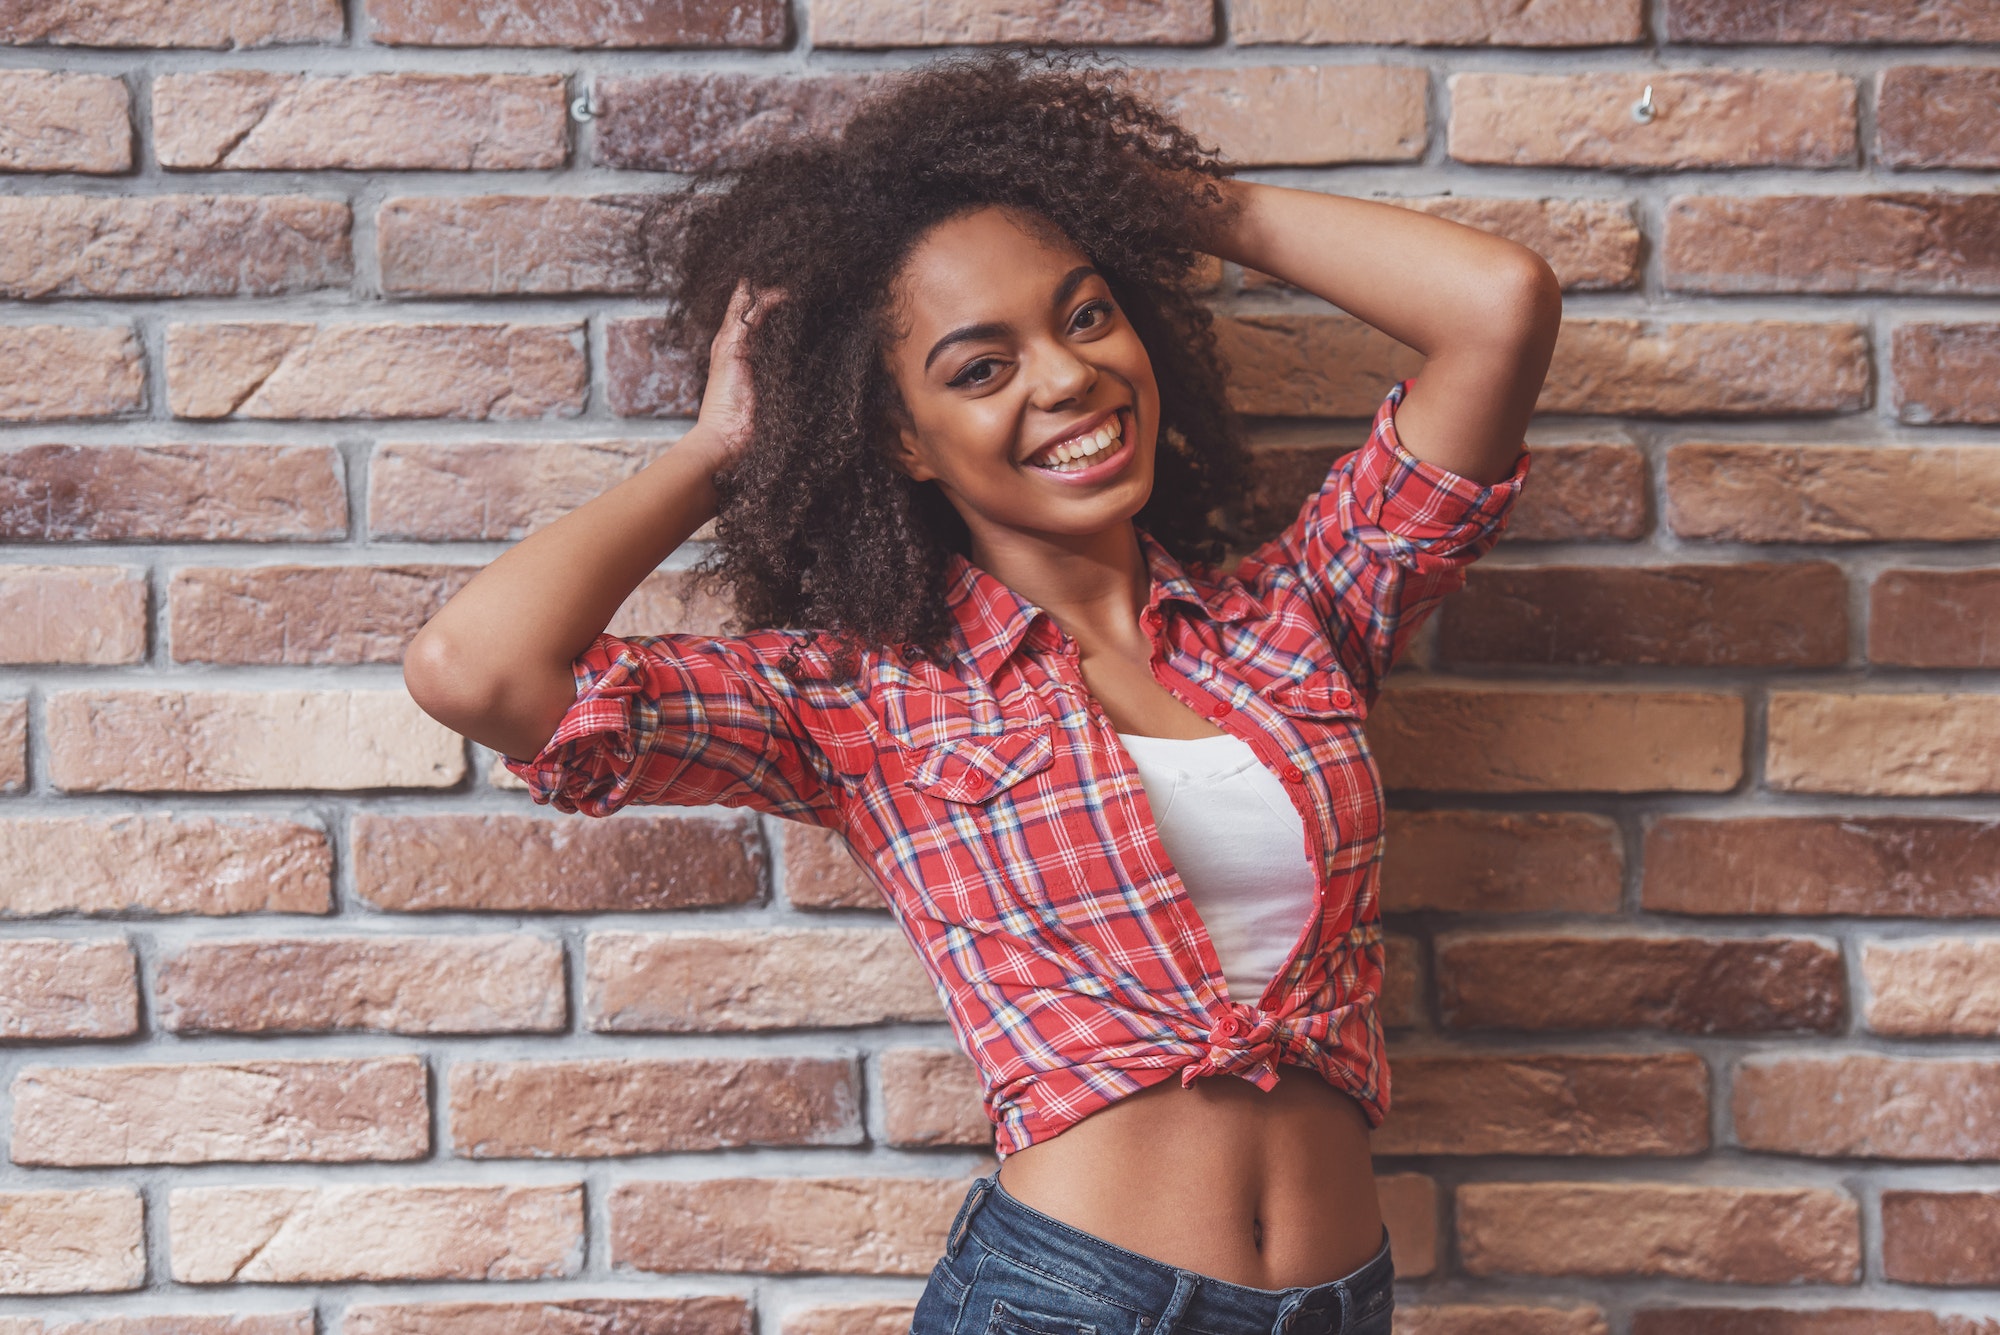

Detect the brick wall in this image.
[2,0,1998,1330]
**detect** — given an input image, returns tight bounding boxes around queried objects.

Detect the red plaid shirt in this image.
[505,381,1528,1156]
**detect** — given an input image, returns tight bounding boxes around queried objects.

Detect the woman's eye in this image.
[948,358,998,388]
[1073,299,1115,331]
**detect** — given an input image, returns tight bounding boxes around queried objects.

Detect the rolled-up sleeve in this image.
[500,629,843,825]
[1240,379,1529,700]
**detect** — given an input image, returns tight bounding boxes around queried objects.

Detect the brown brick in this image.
[1374,1173,1436,1276]
[1238,437,1360,539]
[166,321,585,422]
[782,1305,918,1335]
[1369,687,1743,793]
[158,935,564,1034]
[1667,444,2000,543]
[1735,1055,2000,1160]
[1541,320,1869,417]
[1668,0,2000,42]
[1665,194,2000,295]
[607,317,701,419]
[1883,1190,2000,1285]
[379,195,647,296]
[1127,67,1428,166]
[1382,933,1421,1030]
[170,563,470,665]
[0,566,147,665]
[1437,934,1843,1035]
[0,815,330,916]
[1895,323,2000,424]
[169,1184,581,1283]
[881,1047,988,1148]
[0,71,131,172]
[10,1056,427,1166]
[1218,315,1421,418]
[1768,692,2000,796]
[1505,443,1648,541]
[1440,563,1845,669]
[784,824,880,910]
[451,1056,861,1157]
[0,326,144,422]
[0,1316,314,1335]
[1401,1309,1609,1335]
[370,0,782,44]
[0,196,349,299]
[49,689,463,793]
[1879,67,2000,169]
[811,0,1210,46]
[0,1188,144,1295]
[1382,811,1622,914]
[0,939,137,1040]
[596,72,884,171]
[1872,569,2000,668]
[1450,72,1856,169]
[589,928,941,1031]
[0,698,20,793]
[1376,1054,1708,1157]
[1645,816,2000,918]
[368,439,670,541]
[610,1176,966,1275]
[1234,0,1639,43]
[1632,1312,1988,1335]
[354,812,757,913]
[1,0,340,46]
[154,73,565,170]
[1866,939,2000,1036]
[345,1297,751,1335]
[0,443,345,543]
[1457,1183,1858,1282]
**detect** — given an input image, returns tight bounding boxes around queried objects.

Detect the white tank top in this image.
[1115,730,1321,1000]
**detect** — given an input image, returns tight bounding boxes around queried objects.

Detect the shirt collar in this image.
[943,530,1266,685]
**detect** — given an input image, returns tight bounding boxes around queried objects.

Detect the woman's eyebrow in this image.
[922,264,1101,373]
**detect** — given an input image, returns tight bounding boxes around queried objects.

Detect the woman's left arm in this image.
[1199,177,1562,486]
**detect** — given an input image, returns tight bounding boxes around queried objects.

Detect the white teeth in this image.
[1033,415,1124,473]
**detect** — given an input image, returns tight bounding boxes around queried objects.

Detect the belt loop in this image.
[945,1173,995,1260]
[1269,1290,1306,1335]
[1156,1271,1200,1335]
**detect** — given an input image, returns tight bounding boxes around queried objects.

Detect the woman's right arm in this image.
[403,283,769,761]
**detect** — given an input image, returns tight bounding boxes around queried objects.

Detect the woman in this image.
[405,49,1557,1335]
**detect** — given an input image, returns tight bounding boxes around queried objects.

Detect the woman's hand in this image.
[684,279,784,469]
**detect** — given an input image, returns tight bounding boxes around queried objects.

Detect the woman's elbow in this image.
[403,626,496,734]
[1490,245,1563,351]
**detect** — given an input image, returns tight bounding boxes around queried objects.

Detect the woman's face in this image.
[881,205,1161,556]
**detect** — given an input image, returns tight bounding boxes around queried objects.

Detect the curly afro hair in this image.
[640,48,1249,660]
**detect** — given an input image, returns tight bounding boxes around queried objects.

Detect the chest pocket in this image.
[908,721,1054,804]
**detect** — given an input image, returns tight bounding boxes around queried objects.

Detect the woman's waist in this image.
[994,1068,1384,1290]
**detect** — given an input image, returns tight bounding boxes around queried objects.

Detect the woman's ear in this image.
[881,392,938,482]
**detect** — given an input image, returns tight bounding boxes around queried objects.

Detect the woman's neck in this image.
[968,521,1150,649]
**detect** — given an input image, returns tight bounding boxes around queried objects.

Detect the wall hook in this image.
[1631,83,1656,124]
[570,94,599,123]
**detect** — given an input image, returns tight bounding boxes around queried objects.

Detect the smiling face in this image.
[881,205,1162,563]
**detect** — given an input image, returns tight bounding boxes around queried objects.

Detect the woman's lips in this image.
[1026,408,1134,484]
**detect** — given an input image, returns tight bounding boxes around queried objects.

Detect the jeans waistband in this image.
[947,1173,1393,1335]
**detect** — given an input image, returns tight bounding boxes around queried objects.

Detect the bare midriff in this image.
[994,1065,1383,1290]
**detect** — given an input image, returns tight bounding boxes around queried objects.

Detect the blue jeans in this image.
[911,1173,1395,1335]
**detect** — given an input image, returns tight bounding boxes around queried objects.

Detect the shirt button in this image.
[1208,702,1230,720]
[1213,1014,1241,1039]
[1331,688,1353,709]
[1285,765,1306,783]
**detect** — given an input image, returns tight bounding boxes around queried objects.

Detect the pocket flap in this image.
[1261,671,1366,721]
[909,724,1055,804]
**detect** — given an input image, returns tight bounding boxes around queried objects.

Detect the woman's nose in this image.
[1029,342,1097,409]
